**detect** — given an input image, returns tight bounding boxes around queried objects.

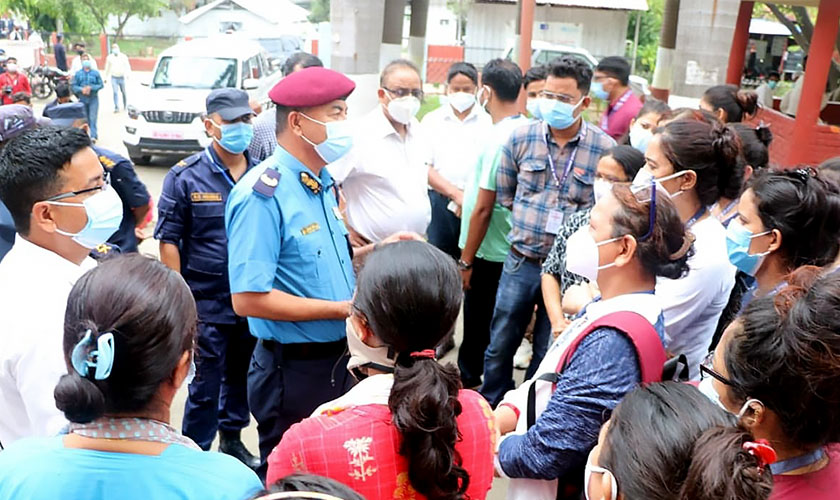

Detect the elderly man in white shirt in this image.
[330,59,432,244]
[0,126,122,447]
[421,62,491,258]
[104,43,131,112]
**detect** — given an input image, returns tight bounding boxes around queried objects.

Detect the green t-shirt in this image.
[459,115,529,262]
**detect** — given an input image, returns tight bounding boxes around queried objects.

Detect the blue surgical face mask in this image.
[726,219,772,276]
[82,60,92,69]
[629,124,653,154]
[48,184,124,248]
[768,80,778,90]
[591,80,609,100]
[211,120,254,154]
[300,113,354,163]
[526,98,542,120]
[539,97,584,130]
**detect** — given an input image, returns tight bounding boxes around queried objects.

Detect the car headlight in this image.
[127,105,139,120]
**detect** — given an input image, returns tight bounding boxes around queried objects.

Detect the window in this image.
[153,56,237,89]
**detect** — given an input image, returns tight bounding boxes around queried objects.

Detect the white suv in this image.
[123,35,282,164]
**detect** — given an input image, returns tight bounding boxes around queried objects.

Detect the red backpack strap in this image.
[557,311,666,384]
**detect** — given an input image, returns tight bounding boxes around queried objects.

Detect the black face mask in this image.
[76,50,84,55]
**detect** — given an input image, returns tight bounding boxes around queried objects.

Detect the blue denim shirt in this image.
[71,69,103,101]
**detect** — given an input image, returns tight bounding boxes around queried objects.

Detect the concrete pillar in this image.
[407,0,430,72]
[789,0,840,165]
[331,0,387,116]
[725,1,753,85]
[650,0,680,101]
[381,0,406,70]
[518,0,535,73]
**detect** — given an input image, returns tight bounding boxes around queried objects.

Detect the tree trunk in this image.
[767,3,809,51]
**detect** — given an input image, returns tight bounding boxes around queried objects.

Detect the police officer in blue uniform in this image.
[226,67,361,475]
[154,88,259,469]
[45,102,151,253]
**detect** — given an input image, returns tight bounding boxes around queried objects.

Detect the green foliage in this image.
[626,0,664,77]
[0,0,164,34]
[309,0,329,24]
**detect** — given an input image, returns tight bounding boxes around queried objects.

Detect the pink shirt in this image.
[599,89,643,140]
[770,444,840,500]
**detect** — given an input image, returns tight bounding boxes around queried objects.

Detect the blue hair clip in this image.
[70,329,115,380]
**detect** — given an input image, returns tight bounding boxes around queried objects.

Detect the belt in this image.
[511,246,544,265]
[261,338,347,360]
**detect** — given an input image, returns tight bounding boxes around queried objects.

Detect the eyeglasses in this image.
[44,170,110,202]
[539,90,580,105]
[699,351,734,386]
[383,87,424,100]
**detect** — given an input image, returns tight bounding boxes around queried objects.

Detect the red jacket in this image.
[0,72,30,105]
[268,389,496,500]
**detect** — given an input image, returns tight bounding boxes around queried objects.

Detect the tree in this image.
[309,0,329,23]
[626,0,664,77]
[77,0,166,37]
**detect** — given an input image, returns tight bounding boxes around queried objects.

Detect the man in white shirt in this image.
[330,59,431,245]
[0,126,121,447]
[104,43,131,112]
[422,62,491,258]
[754,70,779,109]
[69,43,98,75]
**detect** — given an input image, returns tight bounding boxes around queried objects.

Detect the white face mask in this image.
[584,462,618,500]
[697,376,726,410]
[385,93,421,125]
[346,319,395,380]
[476,86,491,110]
[565,226,623,283]
[593,178,612,203]
[632,169,687,198]
[448,91,475,113]
[6,63,17,73]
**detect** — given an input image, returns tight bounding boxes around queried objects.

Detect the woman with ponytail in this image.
[267,241,495,500]
[585,382,773,500]
[701,84,760,123]
[0,254,261,500]
[636,118,740,379]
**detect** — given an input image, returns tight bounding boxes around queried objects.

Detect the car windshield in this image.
[152,56,237,89]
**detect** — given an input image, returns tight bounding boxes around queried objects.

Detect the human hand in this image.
[551,316,572,339]
[380,231,424,245]
[460,267,472,291]
[451,189,464,208]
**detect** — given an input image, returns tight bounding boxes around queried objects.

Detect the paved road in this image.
[34,82,511,498]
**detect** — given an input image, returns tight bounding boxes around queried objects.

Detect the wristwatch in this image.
[457,259,472,271]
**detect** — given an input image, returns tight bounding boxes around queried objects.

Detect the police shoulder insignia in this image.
[300,222,320,235]
[98,155,116,168]
[89,242,121,260]
[253,167,281,197]
[299,171,321,195]
[190,192,223,202]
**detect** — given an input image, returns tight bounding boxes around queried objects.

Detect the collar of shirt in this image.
[545,119,587,149]
[272,145,335,190]
[609,88,634,109]
[206,144,254,176]
[9,234,95,285]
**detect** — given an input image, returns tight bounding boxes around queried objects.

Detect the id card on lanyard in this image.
[599,89,632,131]
[543,121,584,235]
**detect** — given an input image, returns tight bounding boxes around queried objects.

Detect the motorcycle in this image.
[27,65,70,100]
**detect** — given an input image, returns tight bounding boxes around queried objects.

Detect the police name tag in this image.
[545,210,564,235]
[190,192,223,202]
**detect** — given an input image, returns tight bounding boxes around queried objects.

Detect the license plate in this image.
[152,130,184,140]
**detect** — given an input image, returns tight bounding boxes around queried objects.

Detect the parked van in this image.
[123,35,282,164]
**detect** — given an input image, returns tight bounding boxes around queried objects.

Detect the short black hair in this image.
[281,52,323,77]
[55,82,71,99]
[480,58,522,102]
[5,56,16,64]
[0,126,91,234]
[11,92,29,104]
[380,58,421,87]
[446,61,478,85]
[596,56,631,86]
[258,473,365,500]
[768,70,780,79]
[523,64,548,89]
[548,55,593,94]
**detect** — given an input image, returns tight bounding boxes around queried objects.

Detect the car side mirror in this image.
[242,78,259,90]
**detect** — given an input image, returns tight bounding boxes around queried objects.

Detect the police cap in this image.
[43,101,86,127]
[206,88,255,121]
[269,67,355,108]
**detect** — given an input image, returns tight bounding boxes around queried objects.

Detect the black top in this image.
[54,42,67,71]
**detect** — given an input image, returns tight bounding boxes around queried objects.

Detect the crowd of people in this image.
[0,48,839,500]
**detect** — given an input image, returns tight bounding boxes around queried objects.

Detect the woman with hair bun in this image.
[586,382,773,500]
[712,123,774,226]
[700,267,840,499]
[267,241,495,500]
[701,84,760,123]
[0,254,262,500]
[636,118,740,379]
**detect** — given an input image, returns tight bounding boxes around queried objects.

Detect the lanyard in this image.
[204,148,235,188]
[544,121,585,188]
[770,447,826,475]
[712,198,738,224]
[600,89,633,130]
[685,206,707,229]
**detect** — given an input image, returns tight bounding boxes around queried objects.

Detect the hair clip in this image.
[742,439,777,474]
[70,329,115,380]
[669,231,696,261]
[755,120,769,131]
[410,349,436,360]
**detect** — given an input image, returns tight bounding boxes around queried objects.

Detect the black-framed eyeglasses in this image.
[383,87,424,100]
[699,351,734,386]
[539,90,579,105]
[44,170,110,202]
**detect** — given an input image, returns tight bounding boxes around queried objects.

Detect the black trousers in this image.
[428,190,462,259]
[247,339,354,480]
[458,257,504,388]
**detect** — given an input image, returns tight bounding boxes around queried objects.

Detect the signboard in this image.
[533,22,583,48]
[685,60,720,86]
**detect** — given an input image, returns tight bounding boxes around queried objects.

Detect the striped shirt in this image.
[496,120,615,260]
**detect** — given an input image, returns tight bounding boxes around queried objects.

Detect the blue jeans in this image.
[111,76,126,110]
[480,249,551,407]
[82,96,99,139]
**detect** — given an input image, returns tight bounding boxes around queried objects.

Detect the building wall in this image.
[180,8,282,38]
[426,0,458,45]
[464,3,629,65]
[671,0,740,97]
[107,10,182,37]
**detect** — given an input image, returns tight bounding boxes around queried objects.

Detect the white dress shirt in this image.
[420,103,492,189]
[104,52,131,79]
[329,106,432,243]
[0,236,96,447]
[656,216,735,380]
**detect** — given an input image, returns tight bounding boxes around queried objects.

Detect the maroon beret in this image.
[269,67,356,107]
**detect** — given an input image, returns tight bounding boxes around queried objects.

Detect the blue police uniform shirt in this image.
[226,146,355,344]
[93,146,150,253]
[0,200,14,262]
[155,145,255,324]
